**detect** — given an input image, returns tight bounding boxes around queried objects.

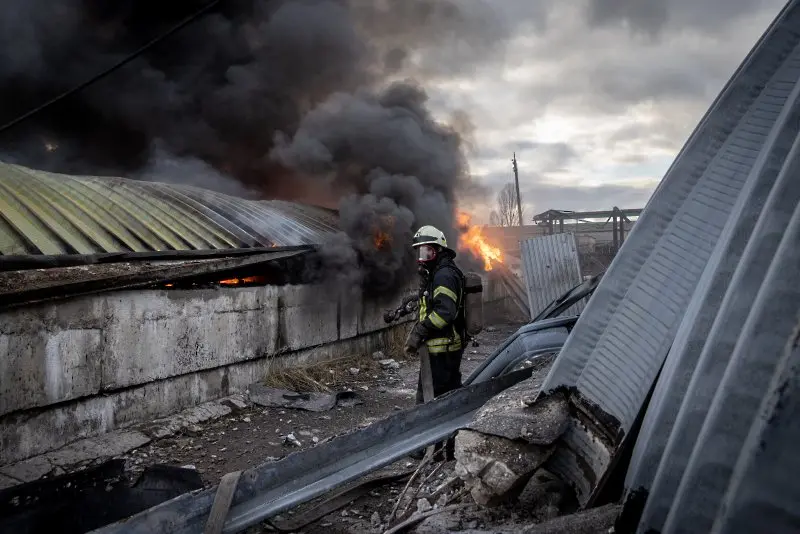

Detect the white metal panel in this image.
[627,28,800,530]
[520,233,584,319]
[532,0,800,510]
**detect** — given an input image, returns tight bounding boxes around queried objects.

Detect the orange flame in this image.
[374,231,391,249]
[372,215,395,250]
[218,276,266,286]
[456,211,504,271]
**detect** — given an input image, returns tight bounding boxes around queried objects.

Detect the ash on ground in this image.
[118,324,526,533]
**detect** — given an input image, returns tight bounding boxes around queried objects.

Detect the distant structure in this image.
[531,207,642,250]
[482,207,644,277]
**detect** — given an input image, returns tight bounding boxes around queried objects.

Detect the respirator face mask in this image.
[417,244,437,263]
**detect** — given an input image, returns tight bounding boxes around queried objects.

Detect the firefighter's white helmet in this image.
[412,225,448,249]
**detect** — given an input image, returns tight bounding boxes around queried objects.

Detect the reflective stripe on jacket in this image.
[418,258,464,353]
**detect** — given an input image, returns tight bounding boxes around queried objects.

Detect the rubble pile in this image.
[454,430,554,506]
[453,359,570,506]
[4,323,610,534]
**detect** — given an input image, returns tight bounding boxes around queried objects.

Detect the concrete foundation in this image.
[0,284,410,466]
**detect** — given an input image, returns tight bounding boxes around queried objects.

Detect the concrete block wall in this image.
[0,284,411,465]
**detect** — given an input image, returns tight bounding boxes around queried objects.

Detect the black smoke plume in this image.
[0,0,501,294]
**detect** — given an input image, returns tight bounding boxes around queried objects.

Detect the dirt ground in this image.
[119,322,525,533]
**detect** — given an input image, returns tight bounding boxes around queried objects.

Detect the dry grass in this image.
[263,364,333,393]
[262,351,384,393]
[262,322,413,393]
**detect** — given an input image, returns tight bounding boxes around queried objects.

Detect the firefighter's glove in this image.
[404,323,425,356]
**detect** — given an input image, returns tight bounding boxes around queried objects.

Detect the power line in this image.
[0,0,222,136]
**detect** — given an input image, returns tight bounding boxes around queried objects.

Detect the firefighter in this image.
[404,225,466,459]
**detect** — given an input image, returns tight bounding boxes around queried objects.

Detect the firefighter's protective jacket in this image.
[417,255,465,354]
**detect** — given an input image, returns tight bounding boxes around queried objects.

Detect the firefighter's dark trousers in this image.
[415,349,464,403]
[414,348,463,460]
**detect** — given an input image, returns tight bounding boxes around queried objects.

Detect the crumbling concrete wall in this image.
[0,284,410,465]
[454,355,569,507]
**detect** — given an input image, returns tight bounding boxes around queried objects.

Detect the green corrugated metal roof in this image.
[0,161,339,256]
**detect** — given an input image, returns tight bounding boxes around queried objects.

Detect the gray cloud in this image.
[478,141,578,173]
[1,0,787,263]
[519,142,578,173]
[350,0,516,80]
[467,168,655,215]
[586,0,775,36]
[587,0,668,35]
[460,0,785,218]
[519,43,739,118]
[475,0,785,120]
[524,182,655,213]
[604,120,690,153]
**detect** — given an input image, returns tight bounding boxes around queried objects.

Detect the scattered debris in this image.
[139,399,234,440]
[451,356,566,508]
[468,386,569,445]
[516,469,567,521]
[504,503,621,534]
[283,433,302,447]
[248,384,363,412]
[416,497,433,513]
[454,430,554,506]
[372,351,387,361]
[1,324,524,533]
[384,503,477,534]
[380,359,401,370]
[220,395,248,412]
[183,424,203,437]
[349,367,361,376]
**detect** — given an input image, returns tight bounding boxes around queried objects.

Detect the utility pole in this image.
[512,153,523,226]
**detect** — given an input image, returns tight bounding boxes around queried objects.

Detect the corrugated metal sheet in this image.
[710,319,800,534]
[532,0,800,509]
[0,162,338,255]
[626,24,800,531]
[660,171,800,534]
[0,248,310,311]
[520,233,584,319]
[494,263,531,318]
[641,150,800,532]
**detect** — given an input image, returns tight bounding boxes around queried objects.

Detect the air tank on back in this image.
[464,272,484,337]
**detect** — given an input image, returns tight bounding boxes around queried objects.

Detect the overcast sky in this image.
[424,0,787,223]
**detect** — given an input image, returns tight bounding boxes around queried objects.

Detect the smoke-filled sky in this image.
[0,0,788,290]
[451,0,787,221]
[0,0,787,222]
